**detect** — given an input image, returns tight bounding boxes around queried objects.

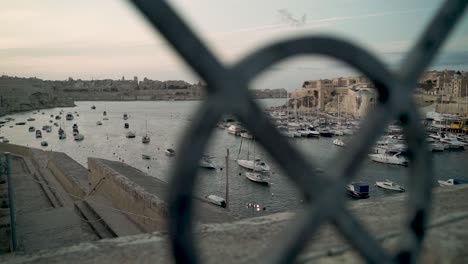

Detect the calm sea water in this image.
[1,99,467,218]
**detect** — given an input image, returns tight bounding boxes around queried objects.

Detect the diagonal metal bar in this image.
[130,0,229,94]
[238,97,330,200]
[167,98,223,264]
[329,103,395,181]
[399,0,467,85]
[397,103,433,263]
[332,206,394,264]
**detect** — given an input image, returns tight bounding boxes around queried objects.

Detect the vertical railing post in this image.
[5,152,16,252]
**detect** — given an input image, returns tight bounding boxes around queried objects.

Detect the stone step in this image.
[83,194,143,237]
[74,201,115,239]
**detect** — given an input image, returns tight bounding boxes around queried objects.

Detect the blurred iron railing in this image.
[1,152,16,252]
[129,0,467,263]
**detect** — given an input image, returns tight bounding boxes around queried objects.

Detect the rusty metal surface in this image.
[129,0,467,263]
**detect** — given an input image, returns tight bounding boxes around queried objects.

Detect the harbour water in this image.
[1,99,467,218]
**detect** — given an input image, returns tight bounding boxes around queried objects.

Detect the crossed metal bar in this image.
[129,0,467,263]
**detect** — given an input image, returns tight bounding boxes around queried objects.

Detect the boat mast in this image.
[225,148,229,209]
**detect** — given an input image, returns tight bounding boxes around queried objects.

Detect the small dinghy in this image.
[346,182,369,199]
[165,148,176,156]
[205,194,226,208]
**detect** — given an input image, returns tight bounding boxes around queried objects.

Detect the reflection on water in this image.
[1,99,467,218]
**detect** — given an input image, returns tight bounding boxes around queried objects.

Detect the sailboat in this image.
[58,113,66,139]
[237,137,271,173]
[142,118,150,144]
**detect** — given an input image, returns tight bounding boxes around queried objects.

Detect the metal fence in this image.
[129,0,467,263]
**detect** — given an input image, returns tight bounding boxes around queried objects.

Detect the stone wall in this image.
[87,158,167,232]
[0,76,75,116]
[46,152,88,200]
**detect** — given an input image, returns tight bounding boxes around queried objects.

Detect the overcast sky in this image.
[1,0,467,89]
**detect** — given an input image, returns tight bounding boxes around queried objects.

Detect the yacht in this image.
[368,151,409,166]
[438,178,468,187]
[375,180,405,192]
[430,142,445,152]
[440,138,466,150]
[66,113,74,120]
[245,171,269,184]
[74,134,84,141]
[199,156,217,169]
[126,131,136,138]
[333,138,345,147]
[237,159,270,172]
[346,182,370,199]
[165,148,176,156]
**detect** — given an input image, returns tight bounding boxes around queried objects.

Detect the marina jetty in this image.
[1,143,468,262]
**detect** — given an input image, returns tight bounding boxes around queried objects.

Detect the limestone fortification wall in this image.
[87,158,167,232]
[46,152,88,200]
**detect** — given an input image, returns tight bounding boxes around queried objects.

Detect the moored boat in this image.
[333,138,345,147]
[375,180,405,192]
[205,194,226,208]
[368,151,409,166]
[126,131,136,138]
[346,182,369,199]
[438,178,468,187]
[74,134,84,141]
[165,148,176,156]
[199,156,217,169]
[245,171,269,184]
[237,159,270,172]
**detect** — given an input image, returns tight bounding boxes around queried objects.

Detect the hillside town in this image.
[286,69,468,118]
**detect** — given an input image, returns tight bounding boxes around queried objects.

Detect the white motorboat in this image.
[375,180,405,192]
[237,159,270,172]
[199,156,216,169]
[368,152,408,166]
[45,126,52,133]
[96,121,103,126]
[305,128,320,137]
[126,131,136,138]
[438,178,468,187]
[333,138,345,147]
[65,113,73,120]
[245,171,269,184]
[440,138,466,150]
[334,130,344,136]
[165,148,176,156]
[205,194,226,208]
[227,125,242,135]
[74,134,84,141]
